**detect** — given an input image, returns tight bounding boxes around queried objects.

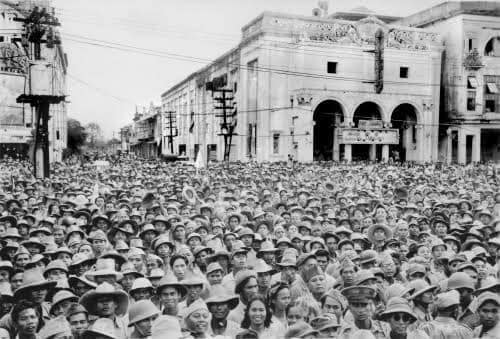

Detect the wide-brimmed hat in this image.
[156,274,187,298]
[128,299,160,326]
[205,285,239,310]
[80,282,129,316]
[69,253,96,270]
[407,279,437,300]
[68,275,97,290]
[85,258,123,281]
[14,269,57,299]
[43,259,68,278]
[20,237,46,252]
[367,224,392,243]
[82,318,118,339]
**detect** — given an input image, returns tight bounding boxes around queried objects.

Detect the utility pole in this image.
[207,75,236,163]
[164,110,177,155]
[15,4,64,179]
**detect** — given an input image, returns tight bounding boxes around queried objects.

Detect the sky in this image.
[53,0,458,139]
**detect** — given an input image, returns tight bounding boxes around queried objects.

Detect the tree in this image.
[67,118,87,152]
[85,122,105,149]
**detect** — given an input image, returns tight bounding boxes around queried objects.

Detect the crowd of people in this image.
[0,156,499,339]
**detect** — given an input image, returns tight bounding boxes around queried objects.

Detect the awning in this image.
[468,77,478,88]
[487,82,498,94]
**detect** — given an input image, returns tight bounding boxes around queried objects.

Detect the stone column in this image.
[472,131,481,163]
[344,144,352,162]
[369,144,377,161]
[457,128,466,164]
[333,127,340,161]
[446,128,452,164]
[382,145,389,162]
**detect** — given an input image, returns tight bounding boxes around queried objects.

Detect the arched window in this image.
[484,37,500,57]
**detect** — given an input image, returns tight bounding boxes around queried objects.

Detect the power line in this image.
[62,33,447,88]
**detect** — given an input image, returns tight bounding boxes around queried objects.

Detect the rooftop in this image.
[329,6,402,23]
[397,1,500,27]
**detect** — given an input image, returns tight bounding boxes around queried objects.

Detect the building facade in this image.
[160,9,442,163]
[398,1,500,163]
[129,104,162,159]
[0,0,67,163]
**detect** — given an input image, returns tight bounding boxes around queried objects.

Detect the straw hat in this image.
[14,269,57,299]
[205,285,239,310]
[79,282,129,316]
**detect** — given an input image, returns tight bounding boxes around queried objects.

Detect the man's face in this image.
[322,296,342,320]
[207,270,223,286]
[69,313,89,335]
[135,315,158,337]
[479,302,500,329]
[209,302,230,320]
[30,287,48,304]
[186,285,203,301]
[16,308,38,336]
[316,255,329,272]
[242,278,258,301]
[96,297,118,317]
[350,301,372,321]
[159,287,180,308]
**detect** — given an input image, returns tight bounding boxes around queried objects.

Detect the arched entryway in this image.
[313,100,344,161]
[390,103,418,162]
[352,102,383,161]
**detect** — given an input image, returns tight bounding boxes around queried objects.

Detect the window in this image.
[178,144,186,155]
[487,82,499,94]
[485,100,496,112]
[400,67,409,78]
[484,75,500,113]
[273,133,280,154]
[327,62,337,74]
[467,76,478,89]
[467,91,476,111]
[56,130,60,140]
[468,38,474,52]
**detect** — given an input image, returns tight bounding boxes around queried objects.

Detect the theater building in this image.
[160,8,443,163]
[398,1,500,163]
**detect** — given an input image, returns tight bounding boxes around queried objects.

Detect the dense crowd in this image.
[0,156,499,339]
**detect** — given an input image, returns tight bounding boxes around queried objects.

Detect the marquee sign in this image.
[338,128,399,144]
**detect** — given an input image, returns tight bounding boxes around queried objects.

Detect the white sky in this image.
[53,0,459,138]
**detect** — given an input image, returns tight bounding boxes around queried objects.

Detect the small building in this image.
[398,1,500,163]
[161,8,443,163]
[129,104,162,159]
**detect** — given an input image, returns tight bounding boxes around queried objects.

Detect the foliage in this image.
[66,118,87,152]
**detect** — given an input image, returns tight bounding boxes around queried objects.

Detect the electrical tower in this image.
[14,4,64,178]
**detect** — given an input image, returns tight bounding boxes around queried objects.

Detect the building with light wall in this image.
[398,1,500,163]
[160,8,443,163]
[0,0,67,163]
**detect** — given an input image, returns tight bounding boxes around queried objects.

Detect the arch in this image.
[352,101,384,126]
[388,100,423,124]
[390,103,419,162]
[351,101,383,161]
[484,36,500,57]
[313,100,345,161]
